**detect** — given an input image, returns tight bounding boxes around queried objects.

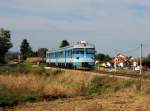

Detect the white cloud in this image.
[1,0,150,55]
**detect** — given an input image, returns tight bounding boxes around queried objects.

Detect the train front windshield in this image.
[73,48,95,54]
[86,48,95,54]
[73,48,84,54]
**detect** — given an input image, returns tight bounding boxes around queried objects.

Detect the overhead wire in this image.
[111,46,140,56]
[122,47,140,55]
[143,44,150,47]
[103,44,150,57]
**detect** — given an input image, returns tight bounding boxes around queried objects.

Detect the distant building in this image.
[26,57,42,64]
[112,53,128,67]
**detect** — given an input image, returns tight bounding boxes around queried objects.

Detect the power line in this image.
[143,44,150,47]
[111,47,140,56]
[122,47,140,54]
[105,44,149,57]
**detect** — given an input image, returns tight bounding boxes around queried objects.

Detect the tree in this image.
[59,40,70,48]
[38,48,48,58]
[143,54,150,67]
[96,53,112,63]
[0,28,13,64]
[5,52,18,63]
[20,39,33,60]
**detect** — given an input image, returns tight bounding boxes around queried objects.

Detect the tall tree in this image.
[0,28,13,64]
[59,40,70,48]
[20,39,33,60]
[5,52,18,63]
[38,48,48,58]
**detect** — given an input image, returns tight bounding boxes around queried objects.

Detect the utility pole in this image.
[138,43,143,91]
[140,44,143,75]
[114,60,117,72]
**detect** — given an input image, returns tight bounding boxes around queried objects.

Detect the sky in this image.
[0,0,150,56]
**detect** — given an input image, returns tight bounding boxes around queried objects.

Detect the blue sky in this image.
[0,0,150,56]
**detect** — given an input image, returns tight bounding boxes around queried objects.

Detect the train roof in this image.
[47,41,95,53]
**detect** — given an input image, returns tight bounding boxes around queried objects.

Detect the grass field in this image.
[0,65,150,111]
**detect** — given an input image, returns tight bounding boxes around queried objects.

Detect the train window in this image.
[73,48,84,54]
[66,50,68,57]
[86,48,95,54]
[52,53,54,58]
[67,50,72,57]
[56,52,59,58]
[60,51,64,57]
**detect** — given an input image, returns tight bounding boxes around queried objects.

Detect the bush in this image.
[31,66,45,74]
[0,64,33,74]
[0,86,18,107]
[0,85,43,107]
[0,64,46,75]
[53,68,63,75]
[16,64,32,73]
[85,77,112,95]
[85,76,134,95]
[23,95,42,102]
[46,68,63,76]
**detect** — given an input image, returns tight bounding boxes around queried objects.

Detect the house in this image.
[112,53,128,68]
[26,57,43,64]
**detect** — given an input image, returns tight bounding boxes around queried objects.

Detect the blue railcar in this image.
[46,41,95,69]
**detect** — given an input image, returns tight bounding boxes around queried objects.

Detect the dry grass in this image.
[0,74,44,91]
[1,69,150,111]
[43,71,94,96]
[10,88,150,111]
[0,70,94,99]
[12,102,104,111]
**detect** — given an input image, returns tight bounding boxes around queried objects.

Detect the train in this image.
[46,41,96,69]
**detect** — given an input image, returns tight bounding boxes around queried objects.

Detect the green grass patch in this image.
[85,77,112,95]
[23,95,42,102]
[0,64,46,75]
[45,68,64,76]
[31,66,45,74]
[85,76,134,95]
[0,86,18,107]
[0,85,43,107]
[0,64,32,74]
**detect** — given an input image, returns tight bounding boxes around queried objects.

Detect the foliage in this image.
[23,95,42,102]
[52,68,63,75]
[85,76,134,95]
[5,52,19,63]
[31,66,45,74]
[31,51,38,57]
[85,76,112,95]
[143,54,150,67]
[20,39,33,60]
[96,53,112,63]
[0,85,42,107]
[0,86,18,107]
[37,48,48,58]
[0,64,32,74]
[0,28,13,64]
[0,64,46,75]
[59,40,70,48]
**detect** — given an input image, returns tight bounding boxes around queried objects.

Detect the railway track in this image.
[46,67,150,80]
